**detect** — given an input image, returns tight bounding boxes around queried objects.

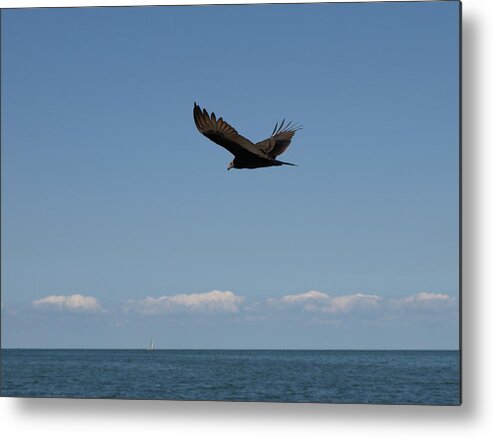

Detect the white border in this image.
[0,0,439,7]
[2,0,493,436]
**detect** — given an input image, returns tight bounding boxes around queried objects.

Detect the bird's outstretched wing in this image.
[193,103,267,158]
[256,119,302,158]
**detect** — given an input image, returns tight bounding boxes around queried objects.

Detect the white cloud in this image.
[275,290,381,314]
[28,290,455,325]
[321,293,382,314]
[279,290,329,304]
[125,290,244,315]
[390,292,456,311]
[32,294,103,312]
[272,290,455,317]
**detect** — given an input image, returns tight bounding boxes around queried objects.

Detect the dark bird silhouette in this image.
[193,103,301,170]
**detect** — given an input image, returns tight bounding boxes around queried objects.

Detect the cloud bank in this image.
[32,294,103,312]
[278,290,382,314]
[124,290,244,315]
[390,292,453,307]
[29,290,456,325]
[270,290,456,317]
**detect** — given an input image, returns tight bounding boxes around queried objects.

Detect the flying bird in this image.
[193,103,301,170]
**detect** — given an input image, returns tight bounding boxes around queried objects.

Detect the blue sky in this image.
[1,2,460,349]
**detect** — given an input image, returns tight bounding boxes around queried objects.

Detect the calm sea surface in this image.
[1,349,460,405]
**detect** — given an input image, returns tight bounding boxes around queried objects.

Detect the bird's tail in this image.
[278,160,297,167]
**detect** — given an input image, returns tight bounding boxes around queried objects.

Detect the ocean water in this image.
[1,349,460,405]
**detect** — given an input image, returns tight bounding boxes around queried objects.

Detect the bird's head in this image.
[227,161,235,171]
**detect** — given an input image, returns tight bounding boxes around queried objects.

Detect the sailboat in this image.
[147,338,155,352]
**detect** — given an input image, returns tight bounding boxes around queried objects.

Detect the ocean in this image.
[1,349,460,405]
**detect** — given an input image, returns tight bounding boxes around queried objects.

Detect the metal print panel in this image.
[0,1,461,405]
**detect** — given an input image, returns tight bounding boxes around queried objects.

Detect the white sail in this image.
[148,339,154,351]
